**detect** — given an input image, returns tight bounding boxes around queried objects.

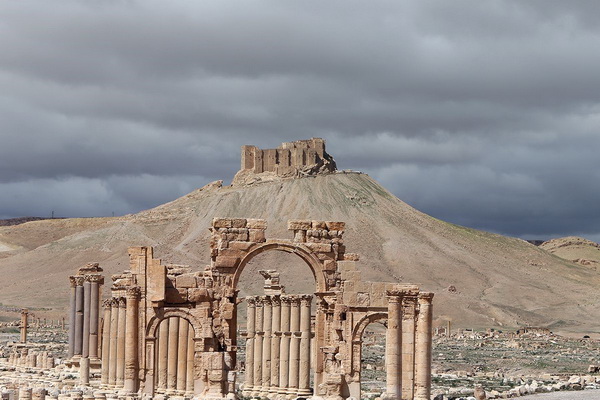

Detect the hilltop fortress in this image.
[233,138,337,185]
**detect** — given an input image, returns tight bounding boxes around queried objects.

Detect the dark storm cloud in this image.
[1,0,599,241]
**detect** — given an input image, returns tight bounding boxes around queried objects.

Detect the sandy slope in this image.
[0,172,599,333]
[540,236,600,269]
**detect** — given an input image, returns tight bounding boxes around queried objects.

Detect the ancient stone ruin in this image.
[51,218,433,400]
[233,138,337,184]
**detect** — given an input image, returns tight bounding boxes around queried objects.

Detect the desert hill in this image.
[1,171,599,334]
[540,236,600,269]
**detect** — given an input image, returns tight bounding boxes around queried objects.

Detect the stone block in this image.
[228,241,254,251]
[246,218,267,229]
[213,218,232,228]
[337,260,357,272]
[249,229,266,243]
[312,220,327,230]
[326,221,346,231]
[165,287,187,304]
[175,274,198,289]
[305,242,332,253]
[356,292,370,306]
[219,248,244,258]
[288,220,311,230]
[147,260,165,303]
[221,302,234,319]
[323,260,337,271]
[231,218,247,228]
[214,255,239,268]
[188,288,210,303]
[343,253,360,261]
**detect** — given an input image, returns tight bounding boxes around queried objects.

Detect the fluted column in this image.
[298,295,312,396]
[100,300,111,386]
[108,299,119,386]
[270,296,281,395]
[74,278,85,356]
[124,287,140,393]
[157,318,170,391]
[68,278,77,358]
[414,293,434,400]
[252,297,264,395]
[115,297,127,388]
[89,275,103,359]
[288,296,301,396]
[82,279,91,358]
[262,296,273,394]
[186,326,194,394]
[402,291,418,400]
[244,297,256,395]
[167,317,179,392]
[177,318,189,392]
[385,291,403,400]
[278,296,291,395]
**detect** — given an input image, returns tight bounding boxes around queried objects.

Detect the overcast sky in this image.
[1,1,599,241]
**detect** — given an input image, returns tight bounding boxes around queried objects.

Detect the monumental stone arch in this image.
[63,217,434,400]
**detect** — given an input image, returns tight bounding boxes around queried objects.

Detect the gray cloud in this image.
[1,0,599,241]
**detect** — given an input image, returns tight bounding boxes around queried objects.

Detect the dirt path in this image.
[521,390,600,399]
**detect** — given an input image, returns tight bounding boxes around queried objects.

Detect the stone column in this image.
[80,357,90,385]
[74,278,85,356]
[68,278,77,358]
[20,309,28,343]
[101,300,111,386]
[298,295,312,396]
[157,318,170,391]
[270,296,281,395]
[244,297,256,395]
[262,296,273,394]
[167,317,180,392]
[186,326,195,395]
[82,279,91,358]
[288,296,301,396]
[124,287,140,393]
[252,297,264,395]
[384,290,403,400]
[108,299,119,386]
[414,292,434,400]
[19,388,32,400]
[89,275,103,359]
[402,291,418,400]
[177,317,189,392]
[278,296,291,395]
[115,297,127,388]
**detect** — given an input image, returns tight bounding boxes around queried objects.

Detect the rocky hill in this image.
[1,170,599,334]
[540,236,600,269]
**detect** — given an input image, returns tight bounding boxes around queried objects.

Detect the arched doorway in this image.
[154,316,195,396]
[234,249,318,398]
[350,312,388,399]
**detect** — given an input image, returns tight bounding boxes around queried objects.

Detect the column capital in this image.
[299,294,312,305]
[125,286,141,299]
[70,276,85,286]
[247,296,257,307]
[386,290,404,302]
[289,295,300,307]
[87,274,105,284]
[117,297,127,308]
[270,295,281,307]
[418,292,434,304]
[281,296,293,305]
[103,299,113,309]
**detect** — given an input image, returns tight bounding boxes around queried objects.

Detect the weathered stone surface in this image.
[175,274,198,289]
[165,287,187,303]
[246,218,267,229]
[288,220,312,230]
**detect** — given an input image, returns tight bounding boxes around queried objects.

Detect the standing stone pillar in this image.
[414,292,434,400]
[167,317,180,392]
[186,327,195,395]
[124,287,140,393]
[402,290,419,400]
[19,388,32,400]
[177,317,189,392]
[278,296,291,395]
[115,297,127,388]
[108,299,119,386]
[82,279,91,359]
[68,278,77,357]
[288,296,301,397]
[74,278,85,356]
[298,295,312,396]
[252,298,264,395]
[244,297,256,395]
[89,275,103,359]
[157,318,170,391]
[270,296,281,395]
[80,357,90,385]
[262,296,273,395]
[384,291,403,400]
[100,300,111,386]
[20,309,28,343]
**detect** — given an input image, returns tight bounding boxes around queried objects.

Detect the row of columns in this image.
[68,274,104,360]
[244,294,312,398]
[154,316,195,395]
[99,287,140,393]
[7,349,55,369]
[385,290,434,400]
